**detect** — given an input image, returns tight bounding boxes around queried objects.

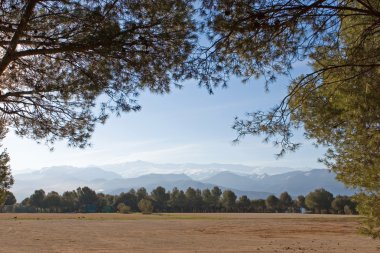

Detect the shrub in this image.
[138,199,153,214]
[117,203,131,214]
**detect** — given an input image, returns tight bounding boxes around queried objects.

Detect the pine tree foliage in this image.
[203,0,380,237]
[0,121,13,203]
[0,0,196,148]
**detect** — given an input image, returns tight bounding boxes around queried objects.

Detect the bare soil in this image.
[0,213,379,252]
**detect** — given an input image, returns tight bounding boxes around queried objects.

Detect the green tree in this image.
[4,191,16,205]
[295,195,306,210]
[104,194,115,207]
[187,188,203,212]
[202,0,380,237]
[138,198,153,214]
[0,0,196,151]
[201,188,214,212]
[21,197,30,206]
[168,187,187,212]
[221,190,236,212]
[30,189,46,212]
[96,193,109,212]
[356,193,380,238]
[136,187,148,202]
[100,193,115,213]
[114,189,138,212]
[237,195,250,212]
[44,191,61,212]
[305,188,334,214]
[194,189,204,212]
[210,186,222,211]
[151,186,169,212]
[266,195,280,212]
[331,195,356,215]
[203,0,379,155]
[279,192,293,213]
[0,191,16,212]
[77,186,98,212]
[0,125,13,203]
[61,190,79,212]
[251,199,266,213]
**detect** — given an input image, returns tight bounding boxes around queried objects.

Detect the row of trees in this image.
[2,187,356,215]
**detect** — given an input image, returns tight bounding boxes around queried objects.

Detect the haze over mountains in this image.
[12,161,354,201]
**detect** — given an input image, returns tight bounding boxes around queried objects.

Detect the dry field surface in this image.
[0,213,379,253]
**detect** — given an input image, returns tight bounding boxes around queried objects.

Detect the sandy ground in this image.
[0,213,379,253]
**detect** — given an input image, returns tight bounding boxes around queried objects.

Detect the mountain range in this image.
[12,161,354,201]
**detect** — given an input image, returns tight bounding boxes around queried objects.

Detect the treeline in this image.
[2,186,357,215]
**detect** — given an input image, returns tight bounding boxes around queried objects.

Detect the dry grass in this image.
[0,213,379,252]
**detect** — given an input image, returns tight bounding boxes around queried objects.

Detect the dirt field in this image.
[0,213,379,253]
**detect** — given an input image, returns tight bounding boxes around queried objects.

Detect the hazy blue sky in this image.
[4,63,326,172]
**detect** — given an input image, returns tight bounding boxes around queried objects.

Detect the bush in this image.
[117,203,131,214]
[138,199,153,214]
[344,205,353,215]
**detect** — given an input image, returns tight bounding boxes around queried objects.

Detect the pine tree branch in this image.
[0,0,39,75]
